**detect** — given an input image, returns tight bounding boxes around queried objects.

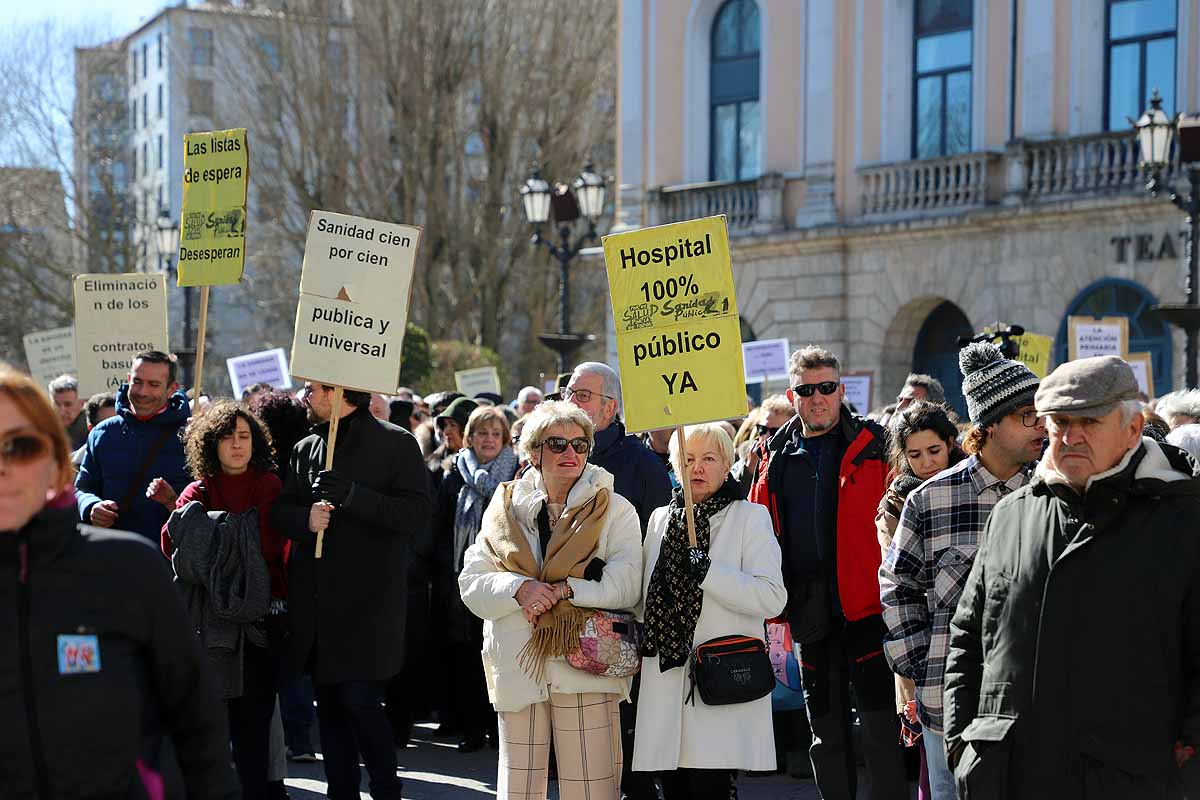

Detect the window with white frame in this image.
[913,0,972,159]
[1105,0,1176,130]
[709,0,761,182]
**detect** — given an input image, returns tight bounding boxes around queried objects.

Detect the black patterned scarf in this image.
[642,477,740,671]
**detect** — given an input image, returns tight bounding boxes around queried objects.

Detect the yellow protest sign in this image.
[1014,333,1053,378]
[603,215,746,431]
[178,128,248,286]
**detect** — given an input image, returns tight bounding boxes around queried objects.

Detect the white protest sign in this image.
[1125,352,1154,398]
[23,326,76,391]
[455,366,501,398]
[1067,315,1129,361]
[73,274,169,395]
[742,338,790,383]
[226,347,291,398]
[289,211,420,394]
[841,372,873,415]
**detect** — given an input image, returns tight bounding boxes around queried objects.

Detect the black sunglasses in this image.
[0,432,51,465]
[539,436,590,455]
[756,424,780,437]
[792,381,839,398]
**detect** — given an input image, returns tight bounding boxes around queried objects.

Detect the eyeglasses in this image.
[562,387,613,404]
[756,424,780,438]
[1018,410,1042,428]
[0,432,51,465]
[538,436,591,455]
[792,381,840,398]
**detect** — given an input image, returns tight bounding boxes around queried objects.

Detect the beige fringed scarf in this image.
[480,481,610,682]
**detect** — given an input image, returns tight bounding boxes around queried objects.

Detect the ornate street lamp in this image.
[1133,89,1200,388]
[156,210,194,386]
[520,163,608,373]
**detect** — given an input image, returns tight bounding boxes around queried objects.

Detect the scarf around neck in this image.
[642,477,739,671]
[454,447,519,570]
[479,477,610,681]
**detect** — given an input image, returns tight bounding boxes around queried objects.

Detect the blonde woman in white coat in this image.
[634,423,786,800]
[458,400,642,800]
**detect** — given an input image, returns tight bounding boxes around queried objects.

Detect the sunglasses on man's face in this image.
[539,436,591,455]
[792,381,840,398]
[0,432,51,465]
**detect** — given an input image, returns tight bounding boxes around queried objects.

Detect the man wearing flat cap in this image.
[943,356,1200,799]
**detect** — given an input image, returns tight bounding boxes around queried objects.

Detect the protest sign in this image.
[603,215,746,433]
[742,338,790,384]
[73,274,169,396]
[288,210,421,559]
[455,366,501,398]
[840,372,872,416]
[289,210,420,395]
[226,347,291,399]
[1125,352,1154,398]
[1067,316,1128,361]
[178,128,249,287]
[1015,332,1053,378]
[23,327,76,391]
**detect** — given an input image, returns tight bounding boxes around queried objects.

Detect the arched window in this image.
[912,300,973,420]
[1054,279,1173,397]
[710,0,761,182]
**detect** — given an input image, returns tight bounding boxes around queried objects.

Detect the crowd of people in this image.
[1,340,1197,800]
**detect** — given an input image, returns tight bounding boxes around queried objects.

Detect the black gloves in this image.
[313,469,355,506]
[583,557,606,582]
[687,547,711,582]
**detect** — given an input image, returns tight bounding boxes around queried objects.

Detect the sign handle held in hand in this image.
[675,425,698,548]
[315,386,344,559]
[192,286,211,409]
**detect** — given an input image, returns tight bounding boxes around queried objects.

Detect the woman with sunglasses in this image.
[433,405,519,752]
[0,364,237,798]
[459,400,641,800]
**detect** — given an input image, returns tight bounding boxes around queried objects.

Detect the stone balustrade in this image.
[858,151,999,218]
[647,173,783,236]
[1011,131,1179,200]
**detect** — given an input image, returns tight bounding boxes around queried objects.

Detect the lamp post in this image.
[156,210,193,386]
[1133,89,1200,389]
[520,163,607,374]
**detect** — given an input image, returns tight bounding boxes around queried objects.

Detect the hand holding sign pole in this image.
[603,215,745,550]
[289,210,421,558]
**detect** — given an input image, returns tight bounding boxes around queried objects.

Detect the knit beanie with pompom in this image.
[958,341,1040,427]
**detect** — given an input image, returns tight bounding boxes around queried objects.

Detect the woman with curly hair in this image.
[162,400,289,800]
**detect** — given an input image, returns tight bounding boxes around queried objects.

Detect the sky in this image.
[6,0,167,33]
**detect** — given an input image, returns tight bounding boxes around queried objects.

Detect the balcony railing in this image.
[649,178,758,232]
[859,151,999,218]
[1014,131,1180,199]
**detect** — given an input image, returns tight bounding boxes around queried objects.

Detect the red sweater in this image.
[161,469,289,599]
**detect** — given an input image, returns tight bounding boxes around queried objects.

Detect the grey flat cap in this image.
[1034,356,1140,418]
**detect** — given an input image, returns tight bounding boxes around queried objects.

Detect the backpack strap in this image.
[118,427,177,512]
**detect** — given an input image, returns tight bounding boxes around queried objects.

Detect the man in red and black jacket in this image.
[750,345,907,800]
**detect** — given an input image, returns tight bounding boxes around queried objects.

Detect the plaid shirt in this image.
[879,455,1030,733]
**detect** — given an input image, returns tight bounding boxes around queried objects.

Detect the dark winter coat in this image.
[74,385,191,542]
[590,419,673,535]
[944,439,1200,800]
[0,502,238,799]
[272,405,431,685]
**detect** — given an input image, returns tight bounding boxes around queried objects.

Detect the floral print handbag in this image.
[566,610,643,678]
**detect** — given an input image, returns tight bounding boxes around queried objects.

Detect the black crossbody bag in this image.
[685,634,776,706]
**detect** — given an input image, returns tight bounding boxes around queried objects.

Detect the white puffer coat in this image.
[458,464,642,713]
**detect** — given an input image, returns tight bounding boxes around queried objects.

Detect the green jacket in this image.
[944,438,1200,800]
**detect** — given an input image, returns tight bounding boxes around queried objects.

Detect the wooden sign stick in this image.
[675,425,698,548]
[191,286,211,410]
[314,386,344,559]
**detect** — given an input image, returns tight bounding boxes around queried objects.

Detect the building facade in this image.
[615,0,1196,415]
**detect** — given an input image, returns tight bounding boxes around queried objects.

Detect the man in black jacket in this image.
[273,382,430,800]
[945,356,1200,799]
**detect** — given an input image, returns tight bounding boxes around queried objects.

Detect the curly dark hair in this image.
[183,400,275,480]
[888,400,960,475]
[248,389,310,478]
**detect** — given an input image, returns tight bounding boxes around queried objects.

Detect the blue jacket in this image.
[589,420,672,536]
[75,385,191,542]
